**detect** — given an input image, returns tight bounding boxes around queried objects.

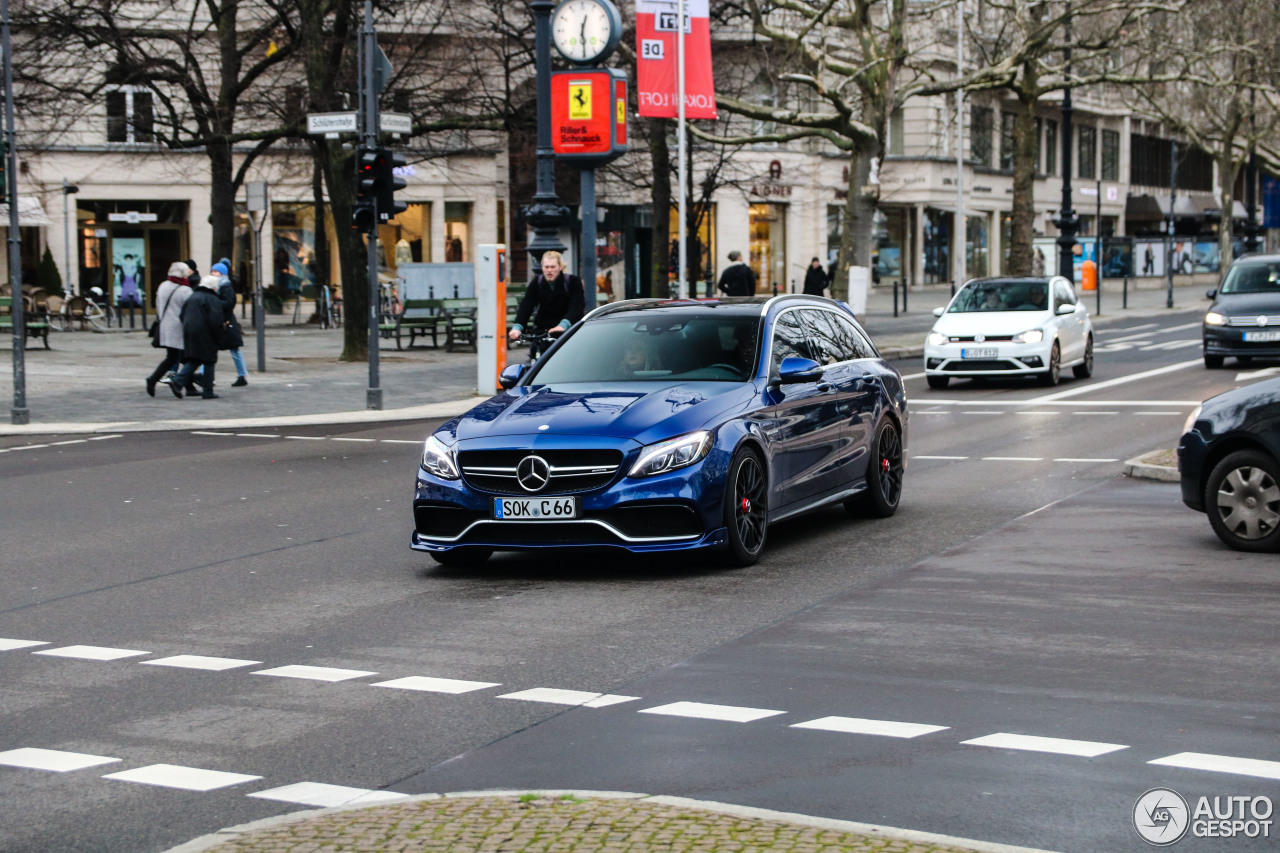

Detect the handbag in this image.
[150,288,177,349]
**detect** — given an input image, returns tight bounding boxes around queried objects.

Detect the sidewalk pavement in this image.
[164,790,1057,853]
[0,277,1211,437]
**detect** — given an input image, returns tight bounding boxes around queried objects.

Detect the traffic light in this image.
[378,149,408,220]
[351,146,379,231]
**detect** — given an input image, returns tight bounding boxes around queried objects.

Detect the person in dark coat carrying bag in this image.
[211,259,248,387]
[170,275,225,399]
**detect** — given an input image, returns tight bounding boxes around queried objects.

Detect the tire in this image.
[845,418,905,519]
[926,375,949,390]
[429,548,494,567]
[1038,341,1061,386]
[1204,450,1280,552]
[722,448,768,567]
[1072,335,1094,379]
[1204,353,1224,369]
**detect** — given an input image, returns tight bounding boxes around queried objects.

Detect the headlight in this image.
[1182,405,1203,436]
[1204,311,1226,326]
[927,331,948,346]
[1012,329,1044,344]
[629,431,713,478]
[421,434,460,480]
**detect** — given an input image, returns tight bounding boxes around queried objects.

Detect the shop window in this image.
[923,208,952,284]
[668,203,716,288]
[387,203,430,267]
[749,203,786,294]
[1078,125,1096,179]
[970,106,992,167]
[444,202,471,262]
[106,88,153,144]
[1101,129,1120,181]
[966,213,989,278]
[272,203,317,292]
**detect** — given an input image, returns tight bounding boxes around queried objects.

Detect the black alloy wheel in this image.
[430,547,494,567]
[723,448,768,567]
[1205,450,1280,552]
[1072,335,1094,379]
[1038,341,1061,386]
[847,419,904,518]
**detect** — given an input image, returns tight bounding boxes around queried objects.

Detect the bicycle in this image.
[515,327,562,364]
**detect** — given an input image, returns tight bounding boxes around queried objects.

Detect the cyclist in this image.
[508,251,584,357]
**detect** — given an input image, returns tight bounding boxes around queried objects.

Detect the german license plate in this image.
[1243,331,1280,342]
[493,496,577,520]
[961,347,998,359]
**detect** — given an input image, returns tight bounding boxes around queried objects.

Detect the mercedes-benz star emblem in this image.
[517,455,551,492]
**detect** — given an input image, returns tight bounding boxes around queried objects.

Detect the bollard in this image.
[128,303,136,329]
[903,281,908,312]
[893,281,899,318]
[1123,277,1128,309]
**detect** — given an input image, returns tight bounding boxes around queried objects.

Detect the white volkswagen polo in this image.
[923,276,1094,389]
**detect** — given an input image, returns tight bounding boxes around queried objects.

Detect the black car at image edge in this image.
[1179,376,1280,552]
[1202,253,1280,369]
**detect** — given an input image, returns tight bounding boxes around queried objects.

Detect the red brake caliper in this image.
[740,498,751,514]
[882,458,890,474]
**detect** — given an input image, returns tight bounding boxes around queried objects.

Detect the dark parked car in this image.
[412,295,909,568]
[1202,254,1280,369]
[1179,376,1280,552]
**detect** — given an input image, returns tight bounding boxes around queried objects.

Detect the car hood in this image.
[931,311,1052,336]
[1211,292,1280,315]
[447,381,755,445]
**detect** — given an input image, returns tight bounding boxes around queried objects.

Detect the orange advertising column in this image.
[1080,259,1097,292]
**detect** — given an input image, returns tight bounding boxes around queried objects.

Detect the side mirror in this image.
[1056,303,1075,315]
[498,363,527,390]
[932,307,945,318]
[777,356,824,384]
[1205,288,1217,300]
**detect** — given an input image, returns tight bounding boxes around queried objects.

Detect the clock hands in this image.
[579,13,588,58]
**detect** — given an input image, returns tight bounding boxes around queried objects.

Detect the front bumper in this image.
[923,341,1050,377]
[1203,325,1280,358]
[1177,430,1209,512]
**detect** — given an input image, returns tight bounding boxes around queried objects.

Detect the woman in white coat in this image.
[145,262,193,397]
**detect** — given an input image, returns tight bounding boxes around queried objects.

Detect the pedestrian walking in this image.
[716,251,756,297]
[145,262,193,397]
[802,257,829,295]
[170,275,224,399]
[212,259,248,387]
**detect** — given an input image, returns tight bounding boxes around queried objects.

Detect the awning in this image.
[0,195,51,227]
[1124,194,1202,220]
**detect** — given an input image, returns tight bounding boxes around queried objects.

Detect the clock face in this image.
[552,0,618,64]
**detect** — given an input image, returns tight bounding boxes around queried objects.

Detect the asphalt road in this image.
[2,306,1277,853]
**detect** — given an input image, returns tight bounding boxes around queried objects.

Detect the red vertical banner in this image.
[635,0,717,119]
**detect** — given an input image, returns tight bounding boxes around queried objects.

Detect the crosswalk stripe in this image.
[249,782,409,808]
[639,701,786,723]
[0,748,121,772]
[1149,752,1280,780]
[962,732,1127,757]
[252,665,378,682]
[374,676,501,694]
[498,687,639,707]
[33,645,149,661]
[791,716,948,739]
[141,655,262,671]
[0,638,48,651]
[103,764,262,791]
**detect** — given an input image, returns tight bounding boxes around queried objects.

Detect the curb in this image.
[1123,450,1180,482]
[161,789,1059,853]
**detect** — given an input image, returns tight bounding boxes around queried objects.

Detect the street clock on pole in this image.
[551,0,622,65]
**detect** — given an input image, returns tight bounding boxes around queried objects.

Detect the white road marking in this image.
[49,439,89,446]
[191,431,235,436]
[1015,411,1059,416]
[251,665,377,682]
[914,455,969,460]
[141,655,261,671]
[374,676,501,694]
[87,435,123,441]
[1163,321,1206,333]
[1029,359,1202,403]
[1054,457,1119,463]
[236,433,279,439]
[249,782,409,808]
[332,437,375,443]
[0,638,47,651]
[0,748,121,772]
[913,411,950,415]
[1072,411,1118,416]
[962,411,1003,415]
[962,732,1127,757]
[639,701,786,723]
[900,371,927,380]
[498,688,640,707]
[982,457,1043,462]
[1236,367,1280,380]
[791,716,948,739]
[11,444,49,451]
[1105,323,1158,337]
[284,435,326,441]
[33,645,149,661]
[103,764,262,791]
[379,439,422,445]
[1149,752,1280,781]
[1134,412,1183,416]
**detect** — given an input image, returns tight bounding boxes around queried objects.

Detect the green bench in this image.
[382,298,445,350]
[0,295,51,349]
[441,298,478,352]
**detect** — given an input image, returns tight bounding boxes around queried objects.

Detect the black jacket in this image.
[717,262,756,297]
[803,266,829,295]
[216,281,244,350]
[179,287,225,363]
[515,272,585,332]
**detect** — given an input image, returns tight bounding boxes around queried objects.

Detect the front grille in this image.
[943,359,1015,372]
[459,449,625,496]
[470,522,620,545]
[948,335,1015,342]
[1227,315,1280,327]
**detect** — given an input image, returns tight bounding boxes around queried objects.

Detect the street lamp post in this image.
[1054,1,1079,280]
[3,0,27,425]
[62,179,79,297]
[1244,81,1260,254]
[523,0,569,267]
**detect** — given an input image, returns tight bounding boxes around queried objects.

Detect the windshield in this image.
[948,280,1049,313]
[530,315,762,383]
[1220,261,1280,294]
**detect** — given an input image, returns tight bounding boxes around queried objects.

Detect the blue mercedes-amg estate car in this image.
[411,295,908,567]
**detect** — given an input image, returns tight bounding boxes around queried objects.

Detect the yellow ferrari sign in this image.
[568,82,592,120]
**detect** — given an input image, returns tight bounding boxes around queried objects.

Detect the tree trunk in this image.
[833,150,876,301]
[1008,73,1039,276]
[208,137,237,267]
[1217,148,1239,282]
[650,118,672,298]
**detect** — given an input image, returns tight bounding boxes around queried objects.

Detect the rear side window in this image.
[803,309,875,363]
[770,310,812,370]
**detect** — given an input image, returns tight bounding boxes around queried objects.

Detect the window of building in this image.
[999,112,1016,170]
[749,203,786,294]
[1033,118,1042,173]
[386,202,430,268]
[667,204,716,287]
[1101,129,1120,181]
[970,106,992,167]
[1045,119,1058,175]
[749,71,778,147]
[923,207,952,284]
[889,108,905,156]
[827,205,843,267]
[444,202,471,262]
[966,213,989,278]
[1078,125,1096,179]
[106,88,153,144]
